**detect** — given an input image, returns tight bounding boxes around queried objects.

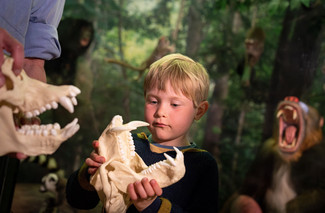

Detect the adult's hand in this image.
[0,28,24,87]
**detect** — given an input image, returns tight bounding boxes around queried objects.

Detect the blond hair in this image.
[144,53,209,107]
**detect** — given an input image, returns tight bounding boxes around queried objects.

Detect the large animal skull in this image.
[0,57,80,156]
[90,115,186,213]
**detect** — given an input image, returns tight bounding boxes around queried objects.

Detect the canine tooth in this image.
[51,101,58,109]
[163,153,176,166]
[62,121,80,139]
[59,96,74,113]
[45,104,52,110]
[71,97,78,105]
[173,147,183,160]
[276,110,283,118]
[293,110,297,120]
[26,111,33,118]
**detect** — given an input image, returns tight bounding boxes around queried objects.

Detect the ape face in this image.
[275,96,323,161]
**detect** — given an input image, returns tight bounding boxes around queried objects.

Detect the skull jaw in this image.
[0,104,80,156]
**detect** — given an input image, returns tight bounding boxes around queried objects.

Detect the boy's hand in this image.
[85,140,106,175]
[127,177,162,212]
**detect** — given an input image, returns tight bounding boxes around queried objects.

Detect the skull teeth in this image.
[141,147,182,175]
[24,86,80,118]
[18,118,79,138]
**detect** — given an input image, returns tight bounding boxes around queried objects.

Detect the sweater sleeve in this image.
[66,164,100,210]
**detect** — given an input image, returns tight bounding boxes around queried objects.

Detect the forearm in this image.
[23,58,46,82]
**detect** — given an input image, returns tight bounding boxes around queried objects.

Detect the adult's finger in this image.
[0,28,24,74]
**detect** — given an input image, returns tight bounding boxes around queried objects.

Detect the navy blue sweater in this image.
[66,133,219,212]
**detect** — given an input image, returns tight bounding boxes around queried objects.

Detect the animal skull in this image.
[0,56,80,156]
[90,115,186,213]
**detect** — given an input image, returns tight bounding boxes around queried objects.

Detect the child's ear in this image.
[195,101,209,120]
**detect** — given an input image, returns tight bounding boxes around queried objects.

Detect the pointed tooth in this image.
[51,101,58,109]
[59,96,74,113]
[163,153,176,166]
[276,110,283,118]
[293,110,297,120]
[173,147,183,160]
[62,122,80,139]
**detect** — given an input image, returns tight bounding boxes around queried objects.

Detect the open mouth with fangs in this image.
[0,56,81,156]
[276,103,304,153]
[13,86,80,138]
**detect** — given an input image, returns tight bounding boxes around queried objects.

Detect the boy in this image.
[66,53,219,212]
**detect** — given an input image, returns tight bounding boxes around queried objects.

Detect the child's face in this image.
[144,81,198,147]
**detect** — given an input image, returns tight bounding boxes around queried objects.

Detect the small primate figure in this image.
[236,27,266,103]
[221,96,325,213]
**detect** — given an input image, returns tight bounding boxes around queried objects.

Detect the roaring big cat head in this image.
[0,56,80,156]
[275,96,324,161]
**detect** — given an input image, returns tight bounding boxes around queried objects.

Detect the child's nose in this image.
[155,104,167,117]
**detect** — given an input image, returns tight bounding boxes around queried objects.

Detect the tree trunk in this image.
[262,4,325,140]
[185,0,206,59]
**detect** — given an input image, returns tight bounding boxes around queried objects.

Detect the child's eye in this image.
[147,100,157,104]
[171,103,180,107]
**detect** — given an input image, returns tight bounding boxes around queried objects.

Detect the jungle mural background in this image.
[9,0,325,212]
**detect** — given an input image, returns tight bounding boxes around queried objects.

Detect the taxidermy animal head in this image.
[275,96,324,161]
[0,56,80,156]
[91,115,186,213]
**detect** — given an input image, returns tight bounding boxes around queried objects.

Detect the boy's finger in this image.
[150,179,162,196]
[127,183,138,201]
[134,181,147,199]
[141,178,155,197]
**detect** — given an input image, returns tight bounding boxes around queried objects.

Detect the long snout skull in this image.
[90,115,186,213]
[0,56,80,156]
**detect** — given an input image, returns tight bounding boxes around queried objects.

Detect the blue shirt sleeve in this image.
[24,0,65,60]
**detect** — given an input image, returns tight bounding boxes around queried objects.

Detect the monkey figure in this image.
[39,173,76,213]
[221,96,325,213]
